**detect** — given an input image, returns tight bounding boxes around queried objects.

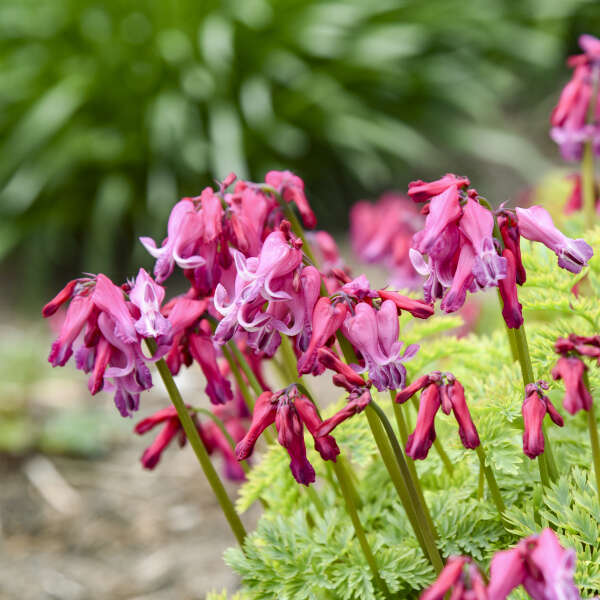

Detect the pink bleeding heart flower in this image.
[441,378,480,450]
[140,199,206,283]
[522,382,564,459]
[413,186,463,257]
[235,387,339,485]
[214,227,304,344]
[92,274,138,345]
[377,290,434,319]
[516,206,593,274]
[406,383,440,460]
[134,406,188,469]
[420,556,487,600]
[498,249,523,329]
[265,170,316,229]
[498,212,526,285]
[342,300,419,392]
[128,268,172,340]
[459,198,506,288]
[551,356,593,415]
[487,528,579,600]
[408,174,470,203]
[297,297,347,376]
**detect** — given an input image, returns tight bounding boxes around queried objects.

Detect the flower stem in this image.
[475,446,506,518]
[222,345,255,411]
[409,396,454,475]
[146,339,247,546]
[228,341,264,397]
[370,401,443,573]
[583,372,600,504]
[511,325,559,483]
[391,394,440,534]
[364,406,430,559]
[582,142,596,226]
[477,463,484,499]
[332,460,392,598]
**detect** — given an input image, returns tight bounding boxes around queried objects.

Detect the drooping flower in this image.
[134,406,188,469]
[265,170,316,229]
[377,290,434,319]
[516,206,593,274]
[235,387,339,485]
[522,382,564,459]
[439,377,480,449]
[487,529,579,600]
[406,382,440,460]
[297,297,347,376]
[498,249,523,329]
[128,268,172,339]
[408,174,470,204]
[420,556,487,600]
[342,300,419,392]
[188,330,233,405]
[459,198,506,288]
[551,356,592,415]
[497,211,526,285]
[140,199,206,283]
[350,193,424,289]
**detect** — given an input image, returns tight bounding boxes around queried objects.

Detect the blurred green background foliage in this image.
[1,0,600,306]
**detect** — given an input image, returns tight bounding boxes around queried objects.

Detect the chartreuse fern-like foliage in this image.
[222,227,600,600]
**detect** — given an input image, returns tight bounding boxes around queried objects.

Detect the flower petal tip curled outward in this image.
[516,206,593,274]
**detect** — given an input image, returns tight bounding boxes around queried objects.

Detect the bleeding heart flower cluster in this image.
[350,192,424,289]
[407,174,593,327]
[422,528,579,600]
[550,34,600,161]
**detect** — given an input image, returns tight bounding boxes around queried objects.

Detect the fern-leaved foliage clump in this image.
[223,226,600,599]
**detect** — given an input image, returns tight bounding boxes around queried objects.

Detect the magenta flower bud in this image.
[198,187,223,243]
[235,391,277,461]
[378,289,434,319]
[406,383,441,460]
[294,395,340,463]
[236,387,338,485]
[135,406,184,469]
[516,206,593,274]
[459,198,507,288]
[265,170,316,229]
[42,279,80,317]
[342,300,419,392]
[445,379,480,450]
[316,389,371,437]
[340,274,377,300]
[395,373,439,404]
[188,332,233,406]
[408,174,470,203]
[317,347,366,389]
[522,384,564,459]
[551,356,592,415]
[297,297,347,376]
[420,556,486,600]
[498,249,524,329]
[129,268,172,339]
[498,213,526,285]
[48,294,95,367]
